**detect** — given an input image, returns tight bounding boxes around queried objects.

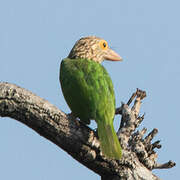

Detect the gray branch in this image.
[0,83,175,180]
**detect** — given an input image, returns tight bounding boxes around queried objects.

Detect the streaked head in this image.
[68,36,122,63]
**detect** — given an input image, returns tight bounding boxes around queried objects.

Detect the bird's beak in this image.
[104,48,123,61]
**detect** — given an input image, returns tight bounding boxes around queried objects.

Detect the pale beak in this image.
[104,48,123,61]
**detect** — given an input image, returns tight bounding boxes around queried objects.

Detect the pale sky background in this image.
[0,0,179,179]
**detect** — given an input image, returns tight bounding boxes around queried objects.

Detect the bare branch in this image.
[0,82,175,180]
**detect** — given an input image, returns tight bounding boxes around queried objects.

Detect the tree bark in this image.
[0,82,175,180]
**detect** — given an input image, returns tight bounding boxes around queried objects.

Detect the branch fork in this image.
[116,89,175,170]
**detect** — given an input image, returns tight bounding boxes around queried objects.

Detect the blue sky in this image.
[0,0,179,179]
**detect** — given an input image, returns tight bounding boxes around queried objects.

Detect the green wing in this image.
[60,58,122,159]
[60,58,115,124]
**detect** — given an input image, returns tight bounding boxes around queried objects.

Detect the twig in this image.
[154,161,176,169]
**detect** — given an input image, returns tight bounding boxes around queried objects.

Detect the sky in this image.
[0,0,179,179]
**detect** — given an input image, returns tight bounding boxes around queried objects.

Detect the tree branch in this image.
[0,82,175,180]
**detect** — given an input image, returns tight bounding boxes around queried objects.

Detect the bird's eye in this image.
[99,40,108,50]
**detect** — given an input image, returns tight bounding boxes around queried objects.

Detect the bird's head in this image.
[68,36,122,63]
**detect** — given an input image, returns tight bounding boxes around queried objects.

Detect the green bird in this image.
[60,36,122,159]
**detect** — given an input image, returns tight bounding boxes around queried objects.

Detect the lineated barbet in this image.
[60,36,122,159]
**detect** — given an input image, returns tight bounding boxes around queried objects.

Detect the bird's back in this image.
[60,58,115,124]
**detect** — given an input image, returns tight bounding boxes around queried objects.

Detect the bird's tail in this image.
[97,120,122,159]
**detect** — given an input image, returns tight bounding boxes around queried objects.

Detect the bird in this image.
[59,36,122,159]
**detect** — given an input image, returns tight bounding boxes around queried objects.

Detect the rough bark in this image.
[0,82,175,180]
